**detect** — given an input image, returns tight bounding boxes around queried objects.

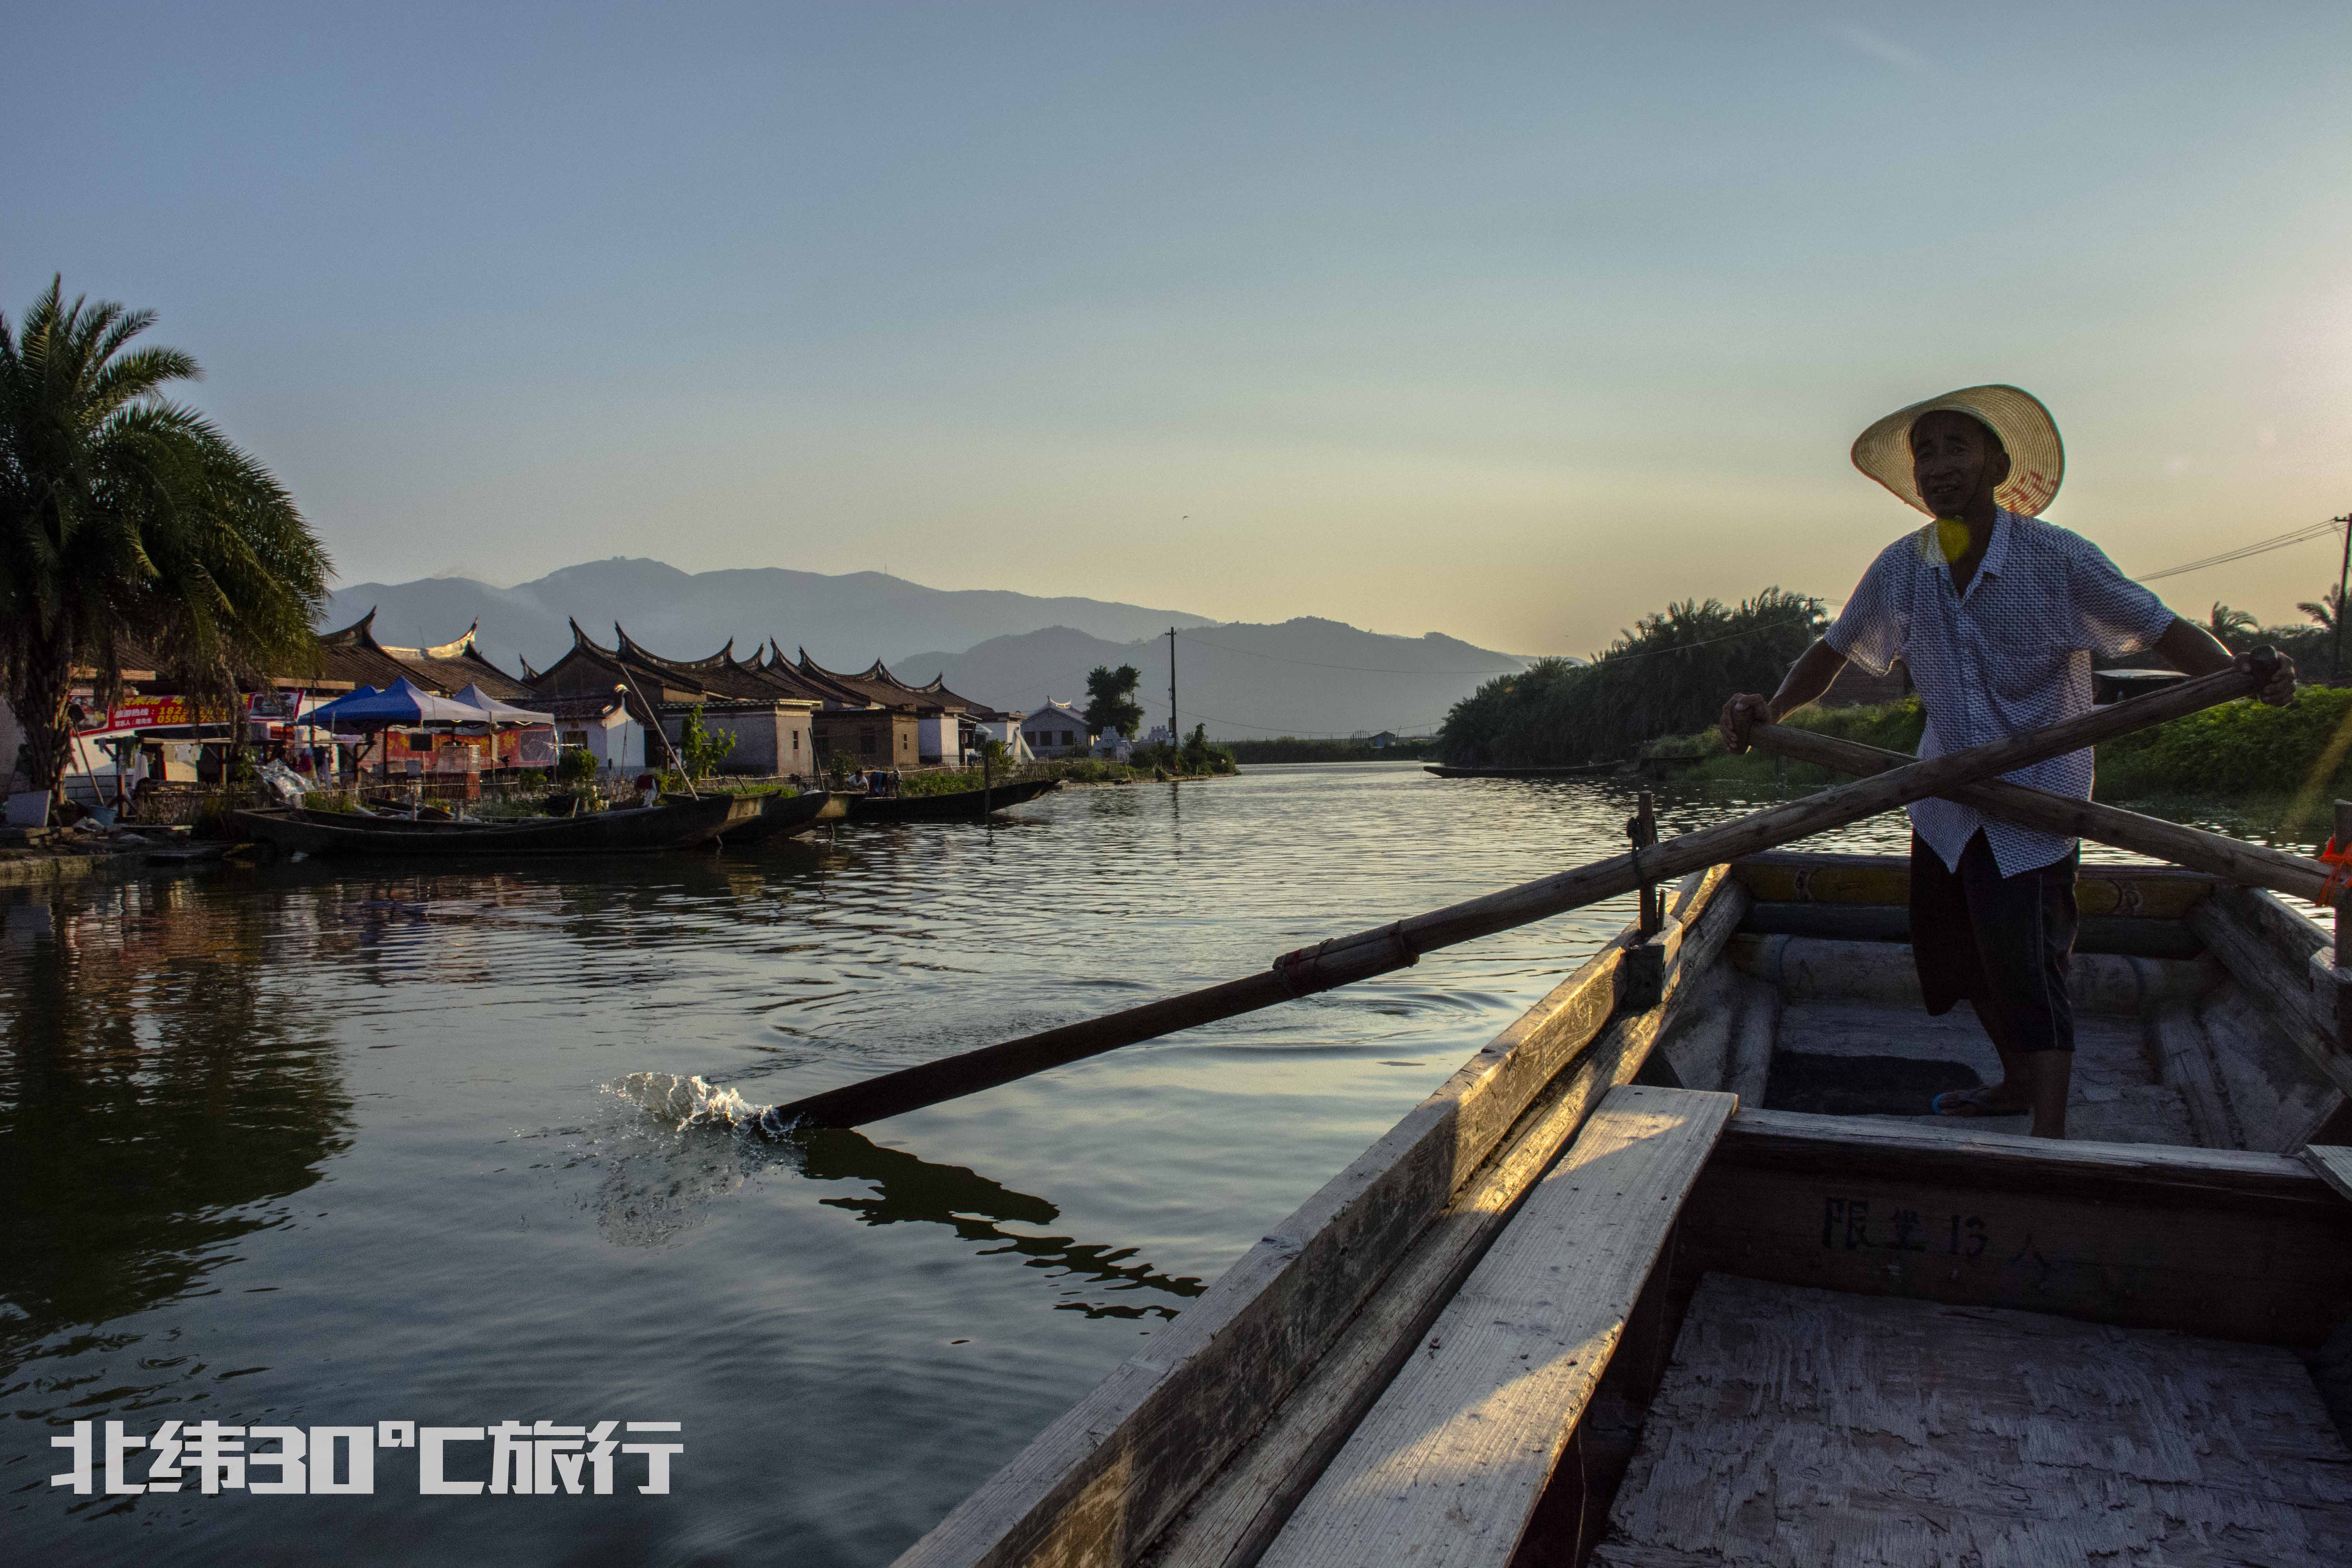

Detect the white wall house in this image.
[557,700,646,773]
[917,713,972,767]
[1018,701,1092,759]
[970,715,1035,763]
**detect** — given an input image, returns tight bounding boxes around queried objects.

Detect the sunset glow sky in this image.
[9,3,2352,655]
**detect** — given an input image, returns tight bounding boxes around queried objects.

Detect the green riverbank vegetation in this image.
[1438,590,1826,767]
[1444,581,2352,843]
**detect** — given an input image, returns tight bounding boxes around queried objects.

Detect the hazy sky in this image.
[9,3,2351,656]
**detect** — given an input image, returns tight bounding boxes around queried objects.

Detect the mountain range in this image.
[323,559,1216,675]
[897,621,1524,739]
[321,560,1528,739]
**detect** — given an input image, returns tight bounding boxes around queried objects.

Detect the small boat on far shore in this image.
[717,789,853,844]
[848,777,1060,823]
[233,793,759,857]
[1424,761,1623,778]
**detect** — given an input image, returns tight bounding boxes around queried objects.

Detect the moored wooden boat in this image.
[232,793,760,857]
[715,789,853,844]
[848,777,1060,823]
[896,849,2352,1567]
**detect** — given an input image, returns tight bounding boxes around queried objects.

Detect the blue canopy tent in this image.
[303,679,493,731]
[298,680,501,791]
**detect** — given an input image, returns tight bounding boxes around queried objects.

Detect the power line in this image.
[2132,518,2347,584]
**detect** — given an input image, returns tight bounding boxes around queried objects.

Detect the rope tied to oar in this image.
[1273,922,1419,999]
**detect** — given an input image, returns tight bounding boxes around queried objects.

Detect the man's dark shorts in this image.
[1909,830,2079,1053]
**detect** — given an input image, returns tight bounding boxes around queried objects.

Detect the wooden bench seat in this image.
[1258,1084,1737,1568]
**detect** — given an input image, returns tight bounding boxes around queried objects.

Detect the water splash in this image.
[558,1073,809,1249]
[588,1073,1203,1313]
[606,1070,804,1138]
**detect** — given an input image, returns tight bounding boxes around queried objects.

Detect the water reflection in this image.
[0,878,352,1364]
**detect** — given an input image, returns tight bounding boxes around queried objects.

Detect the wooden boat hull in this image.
[1424,762,1621,778]
[894,849,2352,1567]
[233,794,760,857]
[847,777,1060,822]
[716,790,852,844]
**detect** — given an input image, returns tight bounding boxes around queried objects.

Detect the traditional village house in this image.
[523,624,820,778]
[785,652,1006,765]
[773,644,927,770]
[1020,700,1093,758]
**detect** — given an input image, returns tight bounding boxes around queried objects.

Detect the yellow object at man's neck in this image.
[1935,517,1971,564]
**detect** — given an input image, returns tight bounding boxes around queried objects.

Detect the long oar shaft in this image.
[778,655,2270,1128]
[1747,716,2330,904]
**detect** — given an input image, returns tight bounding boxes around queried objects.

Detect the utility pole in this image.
[1167,627,1179,751]
[2334,514,2352,685]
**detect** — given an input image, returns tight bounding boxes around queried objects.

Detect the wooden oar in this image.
[774,654,2273,1129]
[1746,717,2331,905]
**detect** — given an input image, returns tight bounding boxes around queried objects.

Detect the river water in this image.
[0,762,2265,1564]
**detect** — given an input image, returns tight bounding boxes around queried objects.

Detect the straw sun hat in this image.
[1849,383,2064,517]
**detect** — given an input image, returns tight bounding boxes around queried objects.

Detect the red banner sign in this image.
[97,697,192,731]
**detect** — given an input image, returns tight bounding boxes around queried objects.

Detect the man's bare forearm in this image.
[1766,639,1848,720]
[2153,617,2232,678]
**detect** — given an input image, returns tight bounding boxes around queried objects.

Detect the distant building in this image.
[1368,731,1399,749]
[524,624,821,777]
[1020,701,1093,758]
[319,613,532,700]
[786,646,1000,767]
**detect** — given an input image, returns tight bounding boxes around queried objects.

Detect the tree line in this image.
[1437,589,1827,767]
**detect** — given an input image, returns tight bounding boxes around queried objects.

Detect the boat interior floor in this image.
[1667,927,2345,1152]
[1591,1273,2352,1568]
[1762,999,2199,1146]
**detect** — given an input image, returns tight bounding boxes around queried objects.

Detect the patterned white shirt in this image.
[1825,509,2178,877]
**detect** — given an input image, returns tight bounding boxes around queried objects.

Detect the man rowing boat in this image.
[1720,385,2296,1139]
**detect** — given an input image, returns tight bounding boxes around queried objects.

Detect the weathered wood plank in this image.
[1142,882,1751,1568]
[1677,1109,2352,1345]
[2185,893,2352,1098]
[1736,898,2207,958]
[2303,1142,2352,1207]
[1590,1276,2352,1568]
[893,871,1739,1568]
[1730,850,2216,920]
[2149,1002,2241,1149]
[1258,1087,1737,1568]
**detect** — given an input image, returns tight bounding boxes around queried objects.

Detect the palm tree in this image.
[0,278,329,797]
[2206,602,2259,652]
[2298,586,2345,633]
